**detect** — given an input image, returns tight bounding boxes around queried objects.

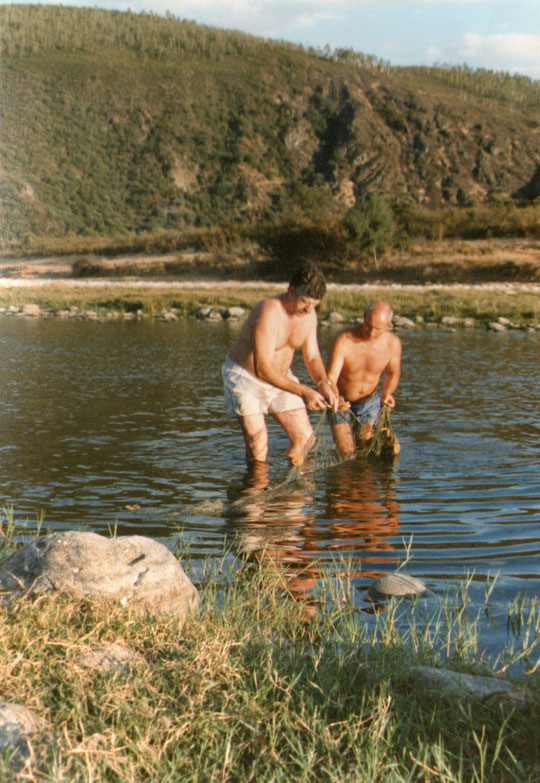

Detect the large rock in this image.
[0,531,200,620]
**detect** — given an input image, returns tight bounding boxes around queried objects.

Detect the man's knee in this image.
[331,422,355,458]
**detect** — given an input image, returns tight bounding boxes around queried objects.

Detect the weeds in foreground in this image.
[0,518,538,781]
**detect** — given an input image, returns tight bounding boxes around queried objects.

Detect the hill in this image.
[1,4,539,257]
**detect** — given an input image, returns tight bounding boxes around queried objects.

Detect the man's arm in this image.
[381,336,402,408]
[302,317,338,410]
[325,332,346,393]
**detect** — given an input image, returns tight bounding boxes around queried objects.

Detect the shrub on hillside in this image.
[343,193,395,266]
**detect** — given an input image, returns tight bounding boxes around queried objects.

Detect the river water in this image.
[1,317,538,663]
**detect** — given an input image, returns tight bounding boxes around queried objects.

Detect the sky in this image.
[9,0,540,79]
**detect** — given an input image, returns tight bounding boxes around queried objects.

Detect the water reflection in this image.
[225,454,402,610]
[324,458,400,568]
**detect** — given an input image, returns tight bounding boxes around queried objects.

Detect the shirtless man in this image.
[326,301,402,457]
[222,264,337,466]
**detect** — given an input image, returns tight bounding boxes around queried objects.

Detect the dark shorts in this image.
[328,395,381,426]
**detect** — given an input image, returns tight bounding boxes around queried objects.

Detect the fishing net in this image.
[228,403,400,514]
[363,405,401,457]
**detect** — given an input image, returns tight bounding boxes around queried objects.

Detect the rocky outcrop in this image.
[0,531,201,620]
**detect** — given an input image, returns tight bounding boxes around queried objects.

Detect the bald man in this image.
[326,301,402,457]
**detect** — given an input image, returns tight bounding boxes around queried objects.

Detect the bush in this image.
[343,192,394,265]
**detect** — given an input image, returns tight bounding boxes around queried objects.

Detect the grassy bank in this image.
[0,280,538,327]
[0,516,538,781]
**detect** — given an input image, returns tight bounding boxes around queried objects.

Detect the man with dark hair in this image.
[222,264,337,466]
[326,300,402,457]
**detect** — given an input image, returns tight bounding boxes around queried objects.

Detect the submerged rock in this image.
[0,531,200,620]
[369,572,427,598]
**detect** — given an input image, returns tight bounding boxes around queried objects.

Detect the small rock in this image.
[441,316,462,326]
[393,315,415,329]
[7,305,20,314]
[369,572,427,598]
[488,322,507,332]
[22,303,41,317]
[329,311,345,323]
[205,309,223,322]
[463,317,476,328]
[224,306,245,319]
[414,315,424,324]
[497,317,512,326]
[77,643,143,673]
[0,702,44,764]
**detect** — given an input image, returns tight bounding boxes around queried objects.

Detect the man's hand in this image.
[381,393,396,408]
[317,379,339,411]
[302,386,330,411]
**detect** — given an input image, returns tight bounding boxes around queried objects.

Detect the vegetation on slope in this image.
[1,3,539,263]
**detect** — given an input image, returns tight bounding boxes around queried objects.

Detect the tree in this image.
[343,192,394,267]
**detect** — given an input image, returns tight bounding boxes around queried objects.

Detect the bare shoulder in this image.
[331,327,354,349]
[254,295,283,322]
[388,331,402,353]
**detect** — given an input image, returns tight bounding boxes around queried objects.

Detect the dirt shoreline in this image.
[1,238,539,285]
[0,277,539,293]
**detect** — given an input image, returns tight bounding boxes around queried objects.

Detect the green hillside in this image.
[1,4,539,253]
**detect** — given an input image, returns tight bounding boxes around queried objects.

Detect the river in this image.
[1,316,538,663]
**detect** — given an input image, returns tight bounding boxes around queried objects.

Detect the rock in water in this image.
[369,572,426,598]
[0,531,200,619]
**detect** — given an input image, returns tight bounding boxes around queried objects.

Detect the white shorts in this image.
[222,356,305,418]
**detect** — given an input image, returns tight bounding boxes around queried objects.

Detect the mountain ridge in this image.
[1,4,539,244]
